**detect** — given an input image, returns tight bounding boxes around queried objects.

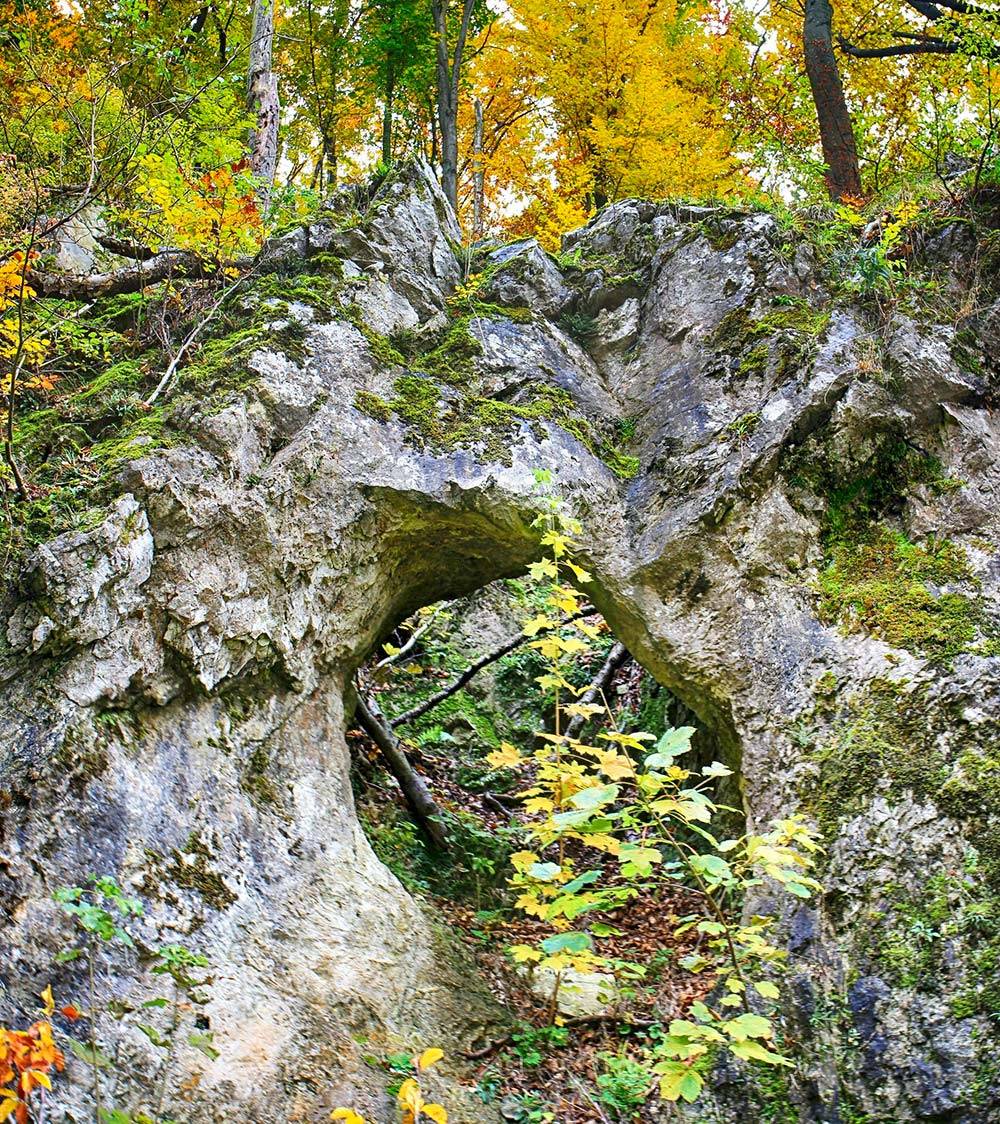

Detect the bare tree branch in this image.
[390,607,596,728]
[563,642,631,741]
[353,692,449,850]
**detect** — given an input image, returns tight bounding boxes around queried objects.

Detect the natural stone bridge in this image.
[3,163,999,1121]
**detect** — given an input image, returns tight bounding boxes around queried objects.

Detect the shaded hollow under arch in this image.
[349,555,746,831]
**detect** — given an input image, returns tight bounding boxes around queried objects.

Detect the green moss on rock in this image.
[818,528,980,662]
[803,679,949,838]
[241,744,281,807]
[352,373,639,479]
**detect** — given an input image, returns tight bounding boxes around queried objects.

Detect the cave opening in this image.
[346,572,744,910]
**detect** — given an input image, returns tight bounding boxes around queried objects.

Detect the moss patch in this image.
[803,678,949,838]
[166,834,237,910]
[712,296,831,387]
[1,271,317,567]
[818,528,980,662]
[240,744,281,807]
[804,681,1000,1018]
[353,378,639,478]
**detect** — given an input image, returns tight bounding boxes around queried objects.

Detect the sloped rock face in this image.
[3,163,999,1121]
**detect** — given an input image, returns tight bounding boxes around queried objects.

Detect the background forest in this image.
[4,0,1000,255]
[5,0,1000,509]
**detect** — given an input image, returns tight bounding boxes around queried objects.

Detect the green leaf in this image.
[754,980,781,1000]
[539,931,592,955]
[729,1039,793,1066]
[724,1013,772,1041]
[569,784,619,810]
[551,808,593,829]
[188,1032,220,1061]
[562,869,602,893]
[657,727,696,753]
[702,761,733,777]
[67,1037,113,1068]
[688,854,732,882]
[784,881,813,898]
[590,923,623,937]
[138,1024,171,1049]
[528,862,562,882]
[678,1070,704,1102]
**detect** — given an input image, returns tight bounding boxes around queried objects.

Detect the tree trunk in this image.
[472,98,485,239]
[248,0,280,203]
[803,0,862,201]
[431,0,475,216]
[353,693,449,851]
[382,67,395,168]
[564,642,631,742]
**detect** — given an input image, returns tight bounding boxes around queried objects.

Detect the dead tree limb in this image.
[30,250,211,298]
[391,607,596,729]
[564,641,631,741]
[353,692,449,851]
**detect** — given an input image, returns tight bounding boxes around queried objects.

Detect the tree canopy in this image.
[3,0,1000,257]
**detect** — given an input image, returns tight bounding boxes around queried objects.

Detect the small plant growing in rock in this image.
[595,1050,652,1119]
[53,876,215,1124]
[333,1048,448,1123]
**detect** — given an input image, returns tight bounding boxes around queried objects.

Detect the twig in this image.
[374,605,446,670]
[391,607,596,728]
[144,270,248,406]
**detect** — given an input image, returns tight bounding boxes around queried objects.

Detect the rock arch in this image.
[3,163,999,1120]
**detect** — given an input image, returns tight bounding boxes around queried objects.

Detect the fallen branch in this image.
[564,641,631,741]
[391,607,596,728]
[94,233,157,261]
[353,691,449,851]
[30,250,215,298]
[482,793,514,819]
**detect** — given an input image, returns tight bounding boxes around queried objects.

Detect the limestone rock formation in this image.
[2,161,999,1121]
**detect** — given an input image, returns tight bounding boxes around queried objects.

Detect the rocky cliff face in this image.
[3,162,999,1122]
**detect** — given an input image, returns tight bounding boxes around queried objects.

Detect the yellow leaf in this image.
[487,743,522,769]
[422,1105,448,1123]
[41,984,54,1015]
[510,945,542,963]
[527,558,558,580]
[415,1048,444,1071]
[510,850,540,871]
[331,1110,367,1124]
[522,614,553,636]
[397,1078,423,1114]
